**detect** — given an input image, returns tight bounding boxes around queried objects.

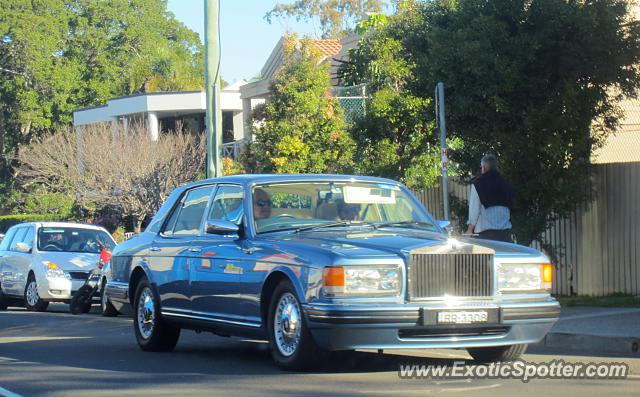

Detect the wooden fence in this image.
[414,162,640,296]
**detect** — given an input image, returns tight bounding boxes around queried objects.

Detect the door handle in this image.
[189,247,202,253]
[242,247,258,255]
[150,246,161,252]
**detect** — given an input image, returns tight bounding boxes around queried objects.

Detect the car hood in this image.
[37,251,100,271]
[264,228,545,260]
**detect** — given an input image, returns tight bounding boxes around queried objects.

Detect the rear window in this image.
[37,227,115,253]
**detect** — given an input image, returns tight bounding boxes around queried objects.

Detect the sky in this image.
[167,0,318,83]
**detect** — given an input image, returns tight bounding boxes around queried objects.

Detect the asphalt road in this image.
[1,304,639,397]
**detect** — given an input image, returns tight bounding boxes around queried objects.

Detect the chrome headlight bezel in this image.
[322,265,402,298]
[497,263,552,293]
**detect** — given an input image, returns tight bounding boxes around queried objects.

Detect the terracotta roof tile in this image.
[312,39,342,57]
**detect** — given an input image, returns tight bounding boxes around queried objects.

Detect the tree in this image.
[342,0,640,246]
[265,0,387,38]
[339,12,441,188]
[0,0,204,179]
[19,123,206,232]
[250,35,355,174]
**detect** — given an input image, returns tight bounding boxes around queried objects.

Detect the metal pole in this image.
[436,82,450,221]
[205,0,222,177]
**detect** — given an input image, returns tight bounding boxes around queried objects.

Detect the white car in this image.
[0,222,116,313]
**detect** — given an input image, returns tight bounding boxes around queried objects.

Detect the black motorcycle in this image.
[69,248,112,315]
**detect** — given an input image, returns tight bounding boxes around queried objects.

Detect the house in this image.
[591,97,640,163]
[239,35,360,140]
[72,80,247,158]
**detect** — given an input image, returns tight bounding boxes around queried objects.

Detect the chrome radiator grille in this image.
[409,253,494,299]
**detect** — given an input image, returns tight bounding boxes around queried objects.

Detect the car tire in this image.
[0,283,9,310]
[133,277,180,352]
[467,344,527,363]
[100,279,118,317]
[24,274,49,312]
[267,280,325,370]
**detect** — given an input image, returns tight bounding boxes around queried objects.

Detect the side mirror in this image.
[436,220,451,230]
[205,220,240,236]
[15,242,31,253]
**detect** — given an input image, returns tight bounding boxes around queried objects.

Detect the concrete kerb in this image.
[537,332,640,356]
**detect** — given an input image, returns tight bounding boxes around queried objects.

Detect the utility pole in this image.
[436,82,450,220]
[204,0,222,177]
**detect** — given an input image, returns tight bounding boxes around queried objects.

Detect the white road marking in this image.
[0,386,23,397]
[0,336,93,344]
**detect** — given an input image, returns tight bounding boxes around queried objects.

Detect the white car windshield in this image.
[253,181,436,234]
[37,227,115,253]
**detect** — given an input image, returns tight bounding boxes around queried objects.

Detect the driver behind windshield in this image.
[253,188,272,220]
[336,199,361,221]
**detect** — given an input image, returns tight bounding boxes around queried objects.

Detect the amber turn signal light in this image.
[542,264,553,283]
[323,266,345,287]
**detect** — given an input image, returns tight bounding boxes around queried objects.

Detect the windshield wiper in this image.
[373,221,435,230]
[295,221,372,233]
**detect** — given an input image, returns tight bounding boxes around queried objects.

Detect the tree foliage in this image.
[0,0,204,177]
[250,35,355,174]
[19,123,206,232]
[339,11,440,188]
[342,0,640,245]
[265,0,387,38]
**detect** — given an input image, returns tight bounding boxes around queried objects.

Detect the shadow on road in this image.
[0,305,476,376]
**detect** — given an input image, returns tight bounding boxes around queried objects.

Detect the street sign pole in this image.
[204,0,222,177]
[436,82,450,221]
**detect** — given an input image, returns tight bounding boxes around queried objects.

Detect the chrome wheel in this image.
[274,292,302,357]
[137,287,155,340]
[26,281,39,307]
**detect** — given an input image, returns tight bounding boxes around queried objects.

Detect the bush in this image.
[0,214,67,233]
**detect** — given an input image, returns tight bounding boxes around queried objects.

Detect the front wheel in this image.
[467,344,527,363]
[267,281,324,370]
[100,280,118,317]
[0,283,9,310]
[133,277,180,352]
[24,274,49,312]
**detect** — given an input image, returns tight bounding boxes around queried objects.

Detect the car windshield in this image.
[37,227,115,253]
[253,181,437,234]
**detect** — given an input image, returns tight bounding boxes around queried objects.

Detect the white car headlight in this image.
[323,265,401,297]
[497,263,553,293]
[44,262,70,279]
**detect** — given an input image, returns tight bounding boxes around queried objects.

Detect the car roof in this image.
[183,174,403,189]
[13,222,108,231]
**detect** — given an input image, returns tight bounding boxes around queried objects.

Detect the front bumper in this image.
[303,300,560,350]
[38,277,96,301]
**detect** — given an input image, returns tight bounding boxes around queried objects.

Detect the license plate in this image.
[437,310,489,324]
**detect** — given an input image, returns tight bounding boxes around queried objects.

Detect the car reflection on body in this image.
[105,174,560,370]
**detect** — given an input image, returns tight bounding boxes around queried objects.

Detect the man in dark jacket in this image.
[466,154,514,242]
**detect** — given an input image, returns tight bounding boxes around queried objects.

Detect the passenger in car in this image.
[336,199,361,221]
[253,188,272,220]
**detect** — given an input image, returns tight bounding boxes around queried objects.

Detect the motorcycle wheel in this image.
[70,285,93,315]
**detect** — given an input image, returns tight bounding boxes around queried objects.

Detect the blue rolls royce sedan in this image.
[106,174,560,369]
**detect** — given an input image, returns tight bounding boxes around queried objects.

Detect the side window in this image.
[169,186,214,236]
[0,227,18,251]
[9,227,27,251]
[208,185,244,225]
[22,227,34,248]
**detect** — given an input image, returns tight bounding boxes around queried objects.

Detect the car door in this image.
[189,184,255,324]
[13,225,35,294]
[149,185,214,315]
[0,226,18,295]
[4,227,28,296]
